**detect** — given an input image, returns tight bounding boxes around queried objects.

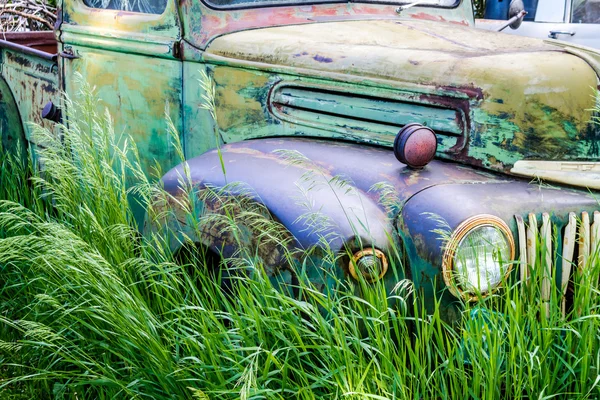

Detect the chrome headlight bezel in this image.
[442,215,515,301]
[349,248,389,283]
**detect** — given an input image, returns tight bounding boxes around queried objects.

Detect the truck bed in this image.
[0,31,57,59]
[0,31,59,154]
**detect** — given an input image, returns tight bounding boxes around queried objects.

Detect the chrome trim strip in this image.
[541,213,552,318]
[516,215,528,282]
[578,212,590,275]
[591,211,599,260]
[527,213,537,273]
[511,161,600,190]
[561,212,576,317]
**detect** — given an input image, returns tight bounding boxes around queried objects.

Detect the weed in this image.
[0,79,599,400]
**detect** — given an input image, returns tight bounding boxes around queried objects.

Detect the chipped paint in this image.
[0,49,59,153]
[204,19,599,173]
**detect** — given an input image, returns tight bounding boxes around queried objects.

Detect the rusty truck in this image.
[0,0,599,321]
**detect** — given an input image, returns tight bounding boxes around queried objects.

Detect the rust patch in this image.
[41,82,57,94]
[410,12,450,23]
[35,62,53,74]
[419,91,475,153]
[436,84,484,101]
[6,52,32,68]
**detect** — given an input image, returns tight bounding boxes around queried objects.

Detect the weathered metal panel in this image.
[60,2,183,225]
[62,46,184,179]
[203,19,599,174]
[270,84,465,136]
[163,138,395,251]
[1,49,59,147]
[0,74,26,154]
[182,63,223,160]
[180,63,471,159]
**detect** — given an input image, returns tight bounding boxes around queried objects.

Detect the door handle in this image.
[59,46,80,60]
[548,30,575,39]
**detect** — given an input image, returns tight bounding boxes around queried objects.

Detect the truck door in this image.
[58,0,183,183]
[58,0,183,225]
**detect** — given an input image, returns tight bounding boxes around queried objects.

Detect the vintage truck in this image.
[0,0,599,320]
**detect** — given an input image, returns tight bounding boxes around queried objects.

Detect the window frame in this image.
[80,0,170,15]
[570,0,600,23]
[201,0,461,12]
[533,0,568,23]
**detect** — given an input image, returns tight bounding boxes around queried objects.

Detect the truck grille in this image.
[515,211,600,317]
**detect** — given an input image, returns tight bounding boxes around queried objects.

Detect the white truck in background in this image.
[476,0,600,49]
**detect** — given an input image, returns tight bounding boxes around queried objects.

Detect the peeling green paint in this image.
[1,0,597,179]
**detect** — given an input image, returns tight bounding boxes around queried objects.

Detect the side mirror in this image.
[497,0,527,32]
[508,0,525,30]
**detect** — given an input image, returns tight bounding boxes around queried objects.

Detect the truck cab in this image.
[0,0,599,320]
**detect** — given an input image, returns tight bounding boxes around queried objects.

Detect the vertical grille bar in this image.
[578,212,590,277]
[517,210,599,318]
[561,212,576,317]
[591,211,599,259]
[516,215,528,283]
[576,212,590,317]
[541,213,552,318]
[527,213,538,273]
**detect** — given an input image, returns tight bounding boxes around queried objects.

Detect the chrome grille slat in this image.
[561,213,576,317]
[527,213,537,273]
[541,213,552,318]
[578,212,591,277]
[591,211,599,260]
[515,215,527,282]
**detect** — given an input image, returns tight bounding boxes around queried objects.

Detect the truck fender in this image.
[0,76,26,155]
[150,138,397,293]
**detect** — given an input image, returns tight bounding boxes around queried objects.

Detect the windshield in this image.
[207,0,458,10]
[572,0,600,23]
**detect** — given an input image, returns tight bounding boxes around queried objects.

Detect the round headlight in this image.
[442,215,515,300]
[349,248,388,282]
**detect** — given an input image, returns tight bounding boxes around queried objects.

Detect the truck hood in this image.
[205,19,600,172]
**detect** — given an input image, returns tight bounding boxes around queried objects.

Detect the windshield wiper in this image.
[395,0,429,13]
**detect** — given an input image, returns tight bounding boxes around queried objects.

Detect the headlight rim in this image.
[349,247,389,283]
[442,214,515,301]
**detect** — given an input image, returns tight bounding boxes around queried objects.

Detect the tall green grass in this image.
[0,80,599,399]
